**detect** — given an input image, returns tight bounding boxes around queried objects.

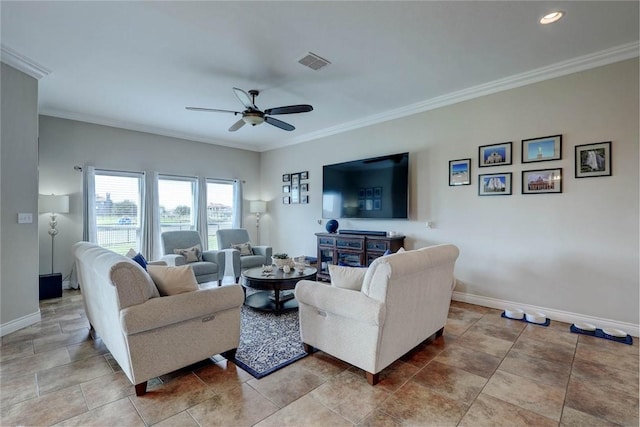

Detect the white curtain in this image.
[232,179,243,229]
[82,165,97,243]
[196,176,209,249]
[142,171,160,260]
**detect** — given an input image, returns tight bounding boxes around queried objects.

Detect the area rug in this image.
[232,304,307,379]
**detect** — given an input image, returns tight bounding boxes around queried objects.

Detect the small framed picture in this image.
[291,184,300,203]
[374,187,382,197]
[282,185,290,193]
[282,173,290,182]
[301,195,309,204]
[575,141,611,178]
[522,135,562,163]
[358,199,365,210]
[365,188,373,198]
[301,183,309,192]
[478,172,512,196]
[283,196,290,204]
[373,199,381,210]
[358,188,365,198]
[449,158,471,186]
[522,168,562,194]
[291,173,300,185]
[300,171,309,180]
[479,142,512,167]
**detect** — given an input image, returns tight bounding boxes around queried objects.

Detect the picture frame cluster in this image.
[282,171,309,204]
[448,135,611,196]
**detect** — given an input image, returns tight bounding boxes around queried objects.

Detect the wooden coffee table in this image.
[241,266,317,314]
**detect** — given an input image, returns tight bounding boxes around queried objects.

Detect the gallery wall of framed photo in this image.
[282,170,309,204]
[448,134,612,197]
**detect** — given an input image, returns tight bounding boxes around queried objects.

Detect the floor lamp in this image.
[39,194,69,276]
[249,200,267,245]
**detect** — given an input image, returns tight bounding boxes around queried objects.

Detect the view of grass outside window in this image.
[158,177,196,236]
[207,180,234,249]
[94,172,143,255]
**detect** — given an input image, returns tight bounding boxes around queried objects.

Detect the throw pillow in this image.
[125,248,148,270]
[232,242,253,256]
[173,244,202,263]
[397,247,406,253]
[328,264,367,291]
[147,265,198,296]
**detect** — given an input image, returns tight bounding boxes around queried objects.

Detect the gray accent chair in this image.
[161,230,224,285]
[216,228,272,282]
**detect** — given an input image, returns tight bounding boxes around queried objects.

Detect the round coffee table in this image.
[241,266,317,314]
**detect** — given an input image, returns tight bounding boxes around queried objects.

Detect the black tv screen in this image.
[322,152,409,219]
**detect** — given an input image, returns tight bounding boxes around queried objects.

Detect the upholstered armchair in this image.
[216,228,272,282]
[161,230,224,285]
[295,244,459,385]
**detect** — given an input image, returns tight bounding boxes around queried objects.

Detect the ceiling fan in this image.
[186,87,313,132]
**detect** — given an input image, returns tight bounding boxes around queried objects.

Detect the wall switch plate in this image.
[18,213,33,224]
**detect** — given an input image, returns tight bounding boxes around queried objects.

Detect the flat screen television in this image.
[322,152,409,219]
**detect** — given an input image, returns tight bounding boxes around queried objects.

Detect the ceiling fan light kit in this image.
[187,87,313,132]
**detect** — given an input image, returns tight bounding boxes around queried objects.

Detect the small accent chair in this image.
[295,244,459,385]
[161,230,224,285]
[216,228,272,282]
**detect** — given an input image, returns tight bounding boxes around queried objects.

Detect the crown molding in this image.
[0,45,51,80]
[39,109,259,152]
[284,41,640,148]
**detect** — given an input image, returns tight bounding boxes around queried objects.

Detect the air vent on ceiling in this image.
[298,52,331,71]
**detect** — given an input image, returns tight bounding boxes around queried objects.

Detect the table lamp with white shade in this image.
[39,194,69,276]
[249,200,267,245]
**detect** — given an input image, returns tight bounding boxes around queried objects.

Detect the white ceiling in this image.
[2,1,638,152]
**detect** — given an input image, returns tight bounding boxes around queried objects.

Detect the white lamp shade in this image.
[250,200,267,214]
[39,194,70,214]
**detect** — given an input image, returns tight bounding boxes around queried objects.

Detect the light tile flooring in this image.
[1,290,638,426]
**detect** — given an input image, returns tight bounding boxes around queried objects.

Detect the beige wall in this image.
[1,63,40,330]
[261,59,639,328]
[37,116,262,283]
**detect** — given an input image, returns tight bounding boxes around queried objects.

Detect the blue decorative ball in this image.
[325,219,339,233]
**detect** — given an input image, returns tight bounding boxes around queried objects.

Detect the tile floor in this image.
[1,290,638,426]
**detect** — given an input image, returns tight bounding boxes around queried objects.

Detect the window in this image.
[94,171,144,255]
[206,180,235,249]
[158,176,197,235]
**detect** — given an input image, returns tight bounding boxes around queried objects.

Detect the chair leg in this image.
[235,277,240,284]
[218,279,222,286]
[302,343,315,354]
[435,327,444,338]
[366,372,380,386]
[221,348,237,360]
[135,382,147,396]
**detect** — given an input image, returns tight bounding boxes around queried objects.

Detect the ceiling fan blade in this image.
[265,116,295,131]
[229,119,245,132]
[233,87,257,110]
[186,107,239,114]
[264,105,313,115]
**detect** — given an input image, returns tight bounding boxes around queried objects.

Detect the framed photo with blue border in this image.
[522,135,562,163]
[479,142,512,167]
[522,168,562,194]
[449,158,471,186]
[478,172,512,196]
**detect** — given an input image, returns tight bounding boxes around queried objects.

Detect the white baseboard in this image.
[0,310,42,337]
[452,292,639,338]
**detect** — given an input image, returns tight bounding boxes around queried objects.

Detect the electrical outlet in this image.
[18,213,33,224]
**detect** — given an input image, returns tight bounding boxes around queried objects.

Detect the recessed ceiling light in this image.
[540,11,565,25]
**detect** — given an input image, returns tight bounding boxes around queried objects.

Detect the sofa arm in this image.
[161,254,185,266]
[295,280,386,326]
[120,284,244,335]
[202,249,224,266]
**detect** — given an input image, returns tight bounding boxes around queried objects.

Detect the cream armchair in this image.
[295,244,459,385]
[72,242,244,396]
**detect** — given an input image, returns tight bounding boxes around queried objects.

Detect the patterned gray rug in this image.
[232,305,307,378]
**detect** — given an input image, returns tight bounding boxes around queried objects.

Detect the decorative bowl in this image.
[602,328,626,338]
[272,257,293,270]
[504,307,524,320]
[573,322,596,332]
[525,311,546,324]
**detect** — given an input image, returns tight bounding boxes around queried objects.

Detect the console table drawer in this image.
[319,237,335,246]
[367,241,388,251]
[336,239,363,250]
